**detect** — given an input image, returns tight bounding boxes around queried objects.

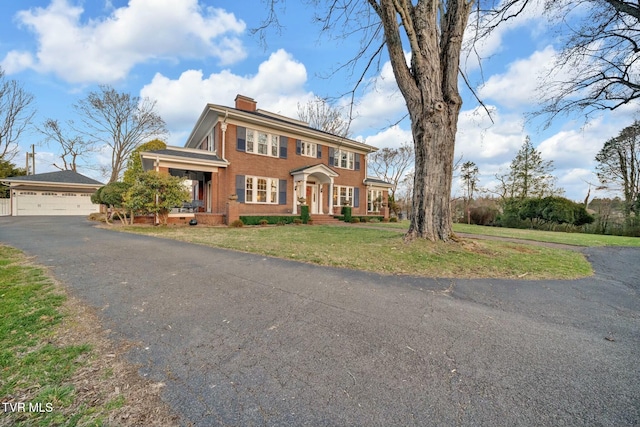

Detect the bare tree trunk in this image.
[406,106,458,241]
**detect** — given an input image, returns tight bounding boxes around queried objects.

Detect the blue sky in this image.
[1,0,638,201]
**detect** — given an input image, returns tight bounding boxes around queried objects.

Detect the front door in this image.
[306,184,318,214]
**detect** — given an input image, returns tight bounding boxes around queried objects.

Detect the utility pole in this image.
[25,144,35,175]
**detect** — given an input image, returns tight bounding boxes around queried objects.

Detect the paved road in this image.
[1,217,639,426]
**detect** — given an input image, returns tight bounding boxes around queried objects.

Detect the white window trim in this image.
[333,185,354,207]
[301,141,317,158]
[333,149,355,170]
[245,176,280,204]
[246,128,280,158]
[368,189,383,212]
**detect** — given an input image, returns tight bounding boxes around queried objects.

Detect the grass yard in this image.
[123,225,593,279]
[0,245,176,427]
[374,220,640,247]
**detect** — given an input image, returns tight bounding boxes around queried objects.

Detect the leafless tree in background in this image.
[38,119,95,172]
[298,96,352,137]
[74,85,167,183]
[0,68,36,161]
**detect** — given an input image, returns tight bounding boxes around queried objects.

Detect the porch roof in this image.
[140,147,229,173]
[364,177,394,188]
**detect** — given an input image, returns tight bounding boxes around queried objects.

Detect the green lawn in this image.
[0,246,124,426]
[373,220,640,247]
[122,224,593,279]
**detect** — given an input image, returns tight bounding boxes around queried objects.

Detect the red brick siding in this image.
[221,124,368,216]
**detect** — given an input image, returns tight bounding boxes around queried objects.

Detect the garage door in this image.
[14,191,100,216]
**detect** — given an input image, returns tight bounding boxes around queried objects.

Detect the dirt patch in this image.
[52,293,180,426]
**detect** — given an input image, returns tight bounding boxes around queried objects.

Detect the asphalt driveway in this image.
[1,216,638,426]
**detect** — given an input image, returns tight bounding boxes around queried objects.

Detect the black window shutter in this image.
[353,187,360,208]
[236,127,246,151]
[279,179,287,205]
[296,139,302,155]
[328,147,334,166]
[235,175,245,203]
[280,136,288,159]
[354,154,361,171]
[317,144,322,159]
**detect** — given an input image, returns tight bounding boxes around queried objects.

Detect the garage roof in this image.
[1,170,103,187]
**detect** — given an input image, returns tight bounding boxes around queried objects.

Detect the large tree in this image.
[258,0,539,241]
[74,85,167,184]
[595,121,640,217]
[0,68,36,161]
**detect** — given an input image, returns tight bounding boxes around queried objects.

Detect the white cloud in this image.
[349,59,407,134]
[362,125,412,150]
[2,0,246,83]
[455,106,525,163]
[478,46,557,110]
[140,49,314,144]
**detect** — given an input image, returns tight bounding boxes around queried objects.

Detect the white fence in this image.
[0,198,10,216]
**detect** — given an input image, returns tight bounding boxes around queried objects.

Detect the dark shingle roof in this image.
[364,177,393,187]
[149,149,224,162]
[3,170,103,185]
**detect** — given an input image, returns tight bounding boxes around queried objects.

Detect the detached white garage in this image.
[1,170,103,216]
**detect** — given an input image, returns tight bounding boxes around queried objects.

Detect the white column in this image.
[292,179,298,215]
[319,184,324,214]
[329,179,335,215]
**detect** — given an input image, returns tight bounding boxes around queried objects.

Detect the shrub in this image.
[300,205,310,224]
[293,218,303,225]
[341,206,352,222]
[276,221,286,226]
[230,219,244,228]
[258,219,268,226]
[307,219,314,225]
[469,205,499,225]
[360,216,369,223]
[382,218,390,223]
[369,218,380,223]
[389,217,398,222]
[350,217,361,223]
[240,216,296,225]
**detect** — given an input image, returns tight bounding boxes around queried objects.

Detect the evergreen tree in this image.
[498,136,559,200]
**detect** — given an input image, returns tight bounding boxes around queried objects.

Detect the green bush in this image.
[240,216,297,225]
[350,217,361,223]
[369,218,380,223]
[341,206,352,222]
[389,217,398,223]
[300,205,310,224]
[258,219,268,226]
[230,219,244,228]
[293,218,303,225]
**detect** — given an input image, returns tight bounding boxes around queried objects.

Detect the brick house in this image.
[140,95,392,225]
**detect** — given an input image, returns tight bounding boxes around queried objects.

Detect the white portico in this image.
[290,164,339,215]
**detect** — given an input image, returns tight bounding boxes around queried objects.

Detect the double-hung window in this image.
[245,176,279,204]
[333,186,354,207]
[301,141,317,157]
[246,129,280,158]
[333,149,355,169]
[368,189,383,212]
